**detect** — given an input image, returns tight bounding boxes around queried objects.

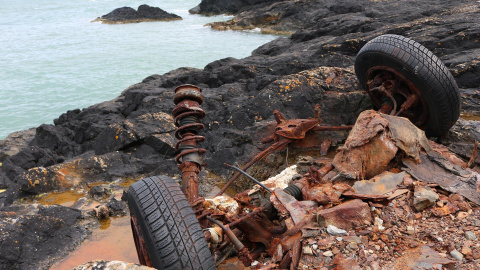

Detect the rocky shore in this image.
[93,5,182,24]
[1,0,479,269]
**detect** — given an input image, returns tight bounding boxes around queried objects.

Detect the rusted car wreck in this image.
[126,35,479,269]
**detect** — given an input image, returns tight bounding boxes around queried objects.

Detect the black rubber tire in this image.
[127,175,215,270]
[355,34,460,137]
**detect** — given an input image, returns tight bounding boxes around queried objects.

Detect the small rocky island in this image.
[93,4,182,24]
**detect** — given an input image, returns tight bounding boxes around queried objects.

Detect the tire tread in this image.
[128,176,215,270]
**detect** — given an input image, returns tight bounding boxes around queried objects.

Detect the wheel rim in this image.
[130,214,153,267]
[366,66,428,127]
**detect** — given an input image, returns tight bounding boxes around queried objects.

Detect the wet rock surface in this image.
[0,204,88,270]
[93,4,182,24]
[73,260,155,270]
[0,0,479,268]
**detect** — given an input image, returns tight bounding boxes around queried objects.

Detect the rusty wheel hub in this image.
[366,66,428,127]
[130,214,153,266]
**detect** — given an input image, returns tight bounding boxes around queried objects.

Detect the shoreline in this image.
[1,0,480,268]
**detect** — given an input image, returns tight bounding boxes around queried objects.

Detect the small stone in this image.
[302,229,321,238]
[323,250,334,257]
[457,211,469,220]
[450,249,463,261]
[403,174,414,187]
[406,226,415,235]
[473,249,480,260]
[375,245,381,251]
[465,231,477,240]
[336,237,343,241]
[461,246,472,256]
[303,246,313,255]
[95,205,110,220]
[472,219,480,227]
[312,244,318,250]
[413,186,439,211]
[327,225,347,236]
[374,217,385,231]
[348,242,358,250]
[368,250,374,254]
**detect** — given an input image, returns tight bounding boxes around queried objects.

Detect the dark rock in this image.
[88,185,111,200]
[107,198,128,217]
[0,128,36,163]
[18,151,137,195]
[191,0,283,15]
[93,4,182,24]
[208,0,479,88]
[443,119,480,165]
[0,205,87,269]
[413,186,440,211]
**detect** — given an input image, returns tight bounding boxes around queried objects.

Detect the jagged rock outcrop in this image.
[0,204,87,269]
[93,4,182,24]
[207,0,480,88]
[189,0,282,15]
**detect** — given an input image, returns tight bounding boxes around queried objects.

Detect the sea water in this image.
[0,0,277,139]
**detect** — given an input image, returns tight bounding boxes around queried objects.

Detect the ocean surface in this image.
[0,0,277,139]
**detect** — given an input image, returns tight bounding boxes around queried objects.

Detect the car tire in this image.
[355,34,460,136]
[127,175,215,270]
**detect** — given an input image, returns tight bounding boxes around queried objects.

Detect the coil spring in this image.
[172,84,206,165]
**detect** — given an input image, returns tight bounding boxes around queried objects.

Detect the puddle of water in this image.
[99,217,112,230]
[117,178,139,188]
[460,112,480,121]
[50,216,139,269]
[37,190,84,207]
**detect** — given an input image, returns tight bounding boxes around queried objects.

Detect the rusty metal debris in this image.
[392,245,456,268]
[162,85,480,269]
[403,153,480,205]
[366,66,427,126]
[351,171,406,196]
[217,106,352,196]
[206,216,253,266]
[466,140,479,168]
[333,110,434,179]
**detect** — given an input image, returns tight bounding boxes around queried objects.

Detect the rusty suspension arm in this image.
[206,216,253,266]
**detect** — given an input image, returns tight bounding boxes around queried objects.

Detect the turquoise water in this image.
[0,0,277,139]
